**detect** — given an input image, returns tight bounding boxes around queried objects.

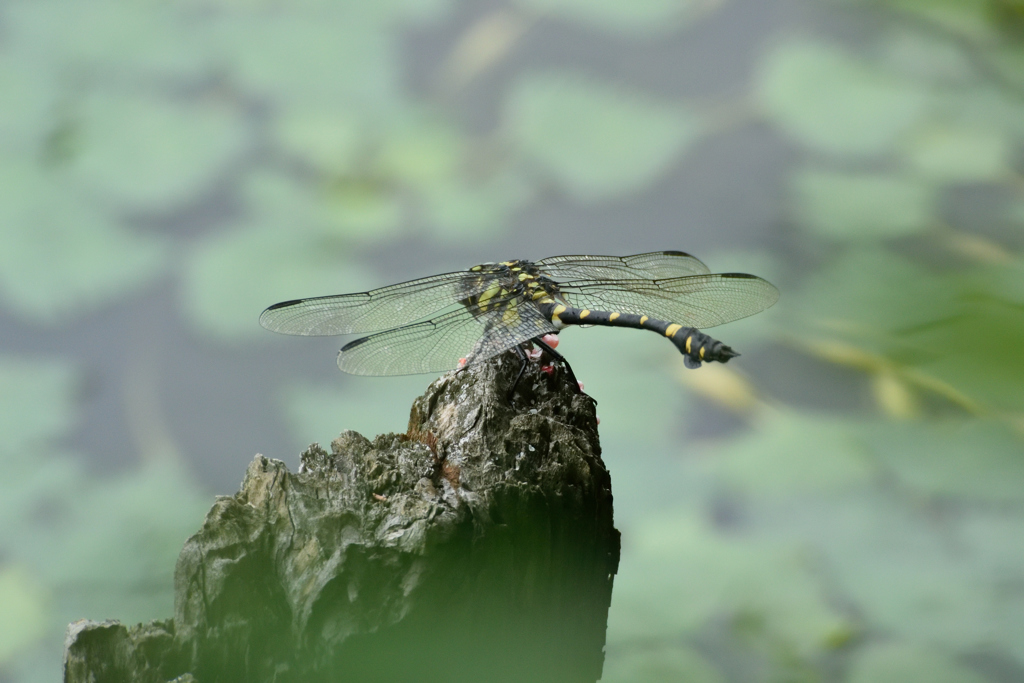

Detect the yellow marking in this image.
[471,265,482,271]
[609,312,620,321]
[639,316,648,325]
[551,304,566,321]
[501,261,514,266]
[527,281,538,288]
[699,346,705,359]
[532,289,549,300]
[511,267,521,271]
[665,323,682,338]
[535,296,554,304]
[478,284,499,302]
[502,306,520,324]
[518,272,530,281]
[685,336,692,353]
[580,309,590,318]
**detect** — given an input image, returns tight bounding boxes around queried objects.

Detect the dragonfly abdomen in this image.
[536,302,737,369]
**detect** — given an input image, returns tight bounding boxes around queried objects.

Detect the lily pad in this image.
[910,300,1024,412]
[608,511,850,656]
[275,109,363,175]
[67,92,247,212]
[809,492,1024,658]
[181,211,375,340]
[791,248,960,341]
[902,124,1008,183]
[282,376,429,449]
[886,0,996,43]
[245,170,404,243]
[4,1,210,82]
[848,643,987,683]
[602,644,725,683]
[791,170,934,239]
[376,117,465,187]
[201,12,401,112]
[759,41,929,156]
[0,56,60,156]
[863,421,1024,502]
[0,161,168,325]
[715,412,875,496]
[421,172,533,238]
[512,0,701,35]
[507,72,698,201]
[36,460,210,624]
[0,565,48,664]
[0,357,79,460]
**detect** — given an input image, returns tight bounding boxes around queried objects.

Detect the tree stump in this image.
[64,352,619,683]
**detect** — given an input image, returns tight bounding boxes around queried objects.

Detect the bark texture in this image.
[64,353,619,683]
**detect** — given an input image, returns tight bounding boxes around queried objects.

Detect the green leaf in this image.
[508,72,698,201]
[0,357,79,460]
[792,170,934,239]
[181,222,374,341]
[67,92,248,211]
[759,41,929,156]
[244,170,404,243]
[0,162,168,325]
[0,56,59,156]
[0,565,48,664]
[887,0,997,43]
[715,412,875,496]
[512,0,700,35]
[608,512,851,656]
[791,248,959,340]
[275,109,363,175]
[910,299,1024,412]
[201,12,400,112]
[321,183,405,241]
[881,30,973,84]
[932,85,1024,143]
[36,461,210,624]
[5,1,211,82]
[863,421,1024,502]
[848,643,987,683]
[421,172,532,238]
[282,376,429,449]
[807,491,1024,658]
[902,124,1009,182]
[602,644,725,683]
[376,118,464,187]
[555,328,689,440]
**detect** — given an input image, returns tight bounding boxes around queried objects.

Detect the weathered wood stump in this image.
[64,352,619,683]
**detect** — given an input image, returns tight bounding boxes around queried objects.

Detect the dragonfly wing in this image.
[558,273,780,329]
[536,251,711,280]
[337,297,559,376]
[259,271,494,336]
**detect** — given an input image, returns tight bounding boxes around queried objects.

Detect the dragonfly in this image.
[259,251,779,394]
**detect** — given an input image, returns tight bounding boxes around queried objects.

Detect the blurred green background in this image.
[2,0,1024,681]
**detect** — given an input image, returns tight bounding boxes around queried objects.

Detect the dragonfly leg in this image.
[508,344,530,403]
[532,336,583,395]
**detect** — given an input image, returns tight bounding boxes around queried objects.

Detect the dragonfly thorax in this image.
[463,260,561,313]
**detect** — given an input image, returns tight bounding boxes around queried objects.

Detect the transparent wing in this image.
[337,297,559,376]
[259,271,493,336]
[558,273,780,329]
[536,251,711,280]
